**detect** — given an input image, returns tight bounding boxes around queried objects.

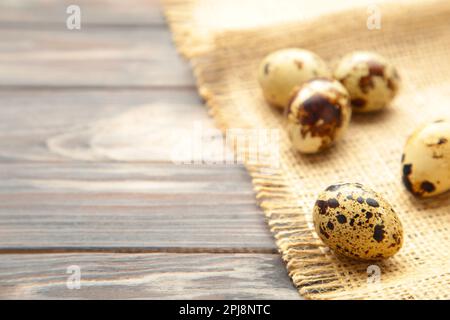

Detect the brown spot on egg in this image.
[373,225,385,242]
[327,198,340,208]
[426,137,448,147]
[327,221,334,230]
[358,60,385,94]
[315,200,328,215]
[402,163,414,194]
[359,77,373,94]
[264,63,270,75]
[366,198,379,208]
[387,77,398,92]
[294,59,303,69]
[356,196,364,204]
[432,153,444,159]
[368,60,385,76]
[320,225,330,239]
[298,93,342,140]
[393,233,400,245]
[366,211,373,219]
[325,184,341,192]
[336,214,347,224]
[300,95,340,124]
[420,181,436,193]
[351,98,366,108]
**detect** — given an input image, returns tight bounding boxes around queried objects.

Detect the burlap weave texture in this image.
[162,0,450,299]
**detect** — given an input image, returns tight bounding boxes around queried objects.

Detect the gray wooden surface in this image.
[0,0,299,299]
[0,253,298,299]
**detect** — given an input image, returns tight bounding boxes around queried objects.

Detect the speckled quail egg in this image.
[258,48,331,109]
[402,120,450,197]
[286,78,352,154]
[334,51,400,112]
[313,183,404,261]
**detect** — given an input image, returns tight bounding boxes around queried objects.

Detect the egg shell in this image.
[258,48,331,109]
[313,183,404,261]
[402,120,450,197]
[334,51,400,112]
[286,78,352,154]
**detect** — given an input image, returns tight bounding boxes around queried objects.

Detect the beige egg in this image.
[258,48,331,109]
[286,78,352,154]
[313,183,404,261]
[334,51,400,112]
[402,120,450,197]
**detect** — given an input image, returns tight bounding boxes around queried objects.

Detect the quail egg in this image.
[258,48,331,109]
[334,51,400,112]
[402,120,450,197]
[313,183,404,261]
[286,78,352,153]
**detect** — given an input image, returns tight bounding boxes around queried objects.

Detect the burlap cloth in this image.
[162,0,450,299]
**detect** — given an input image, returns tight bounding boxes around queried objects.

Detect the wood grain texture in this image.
[0,89,207,162]
[0,0,164,26]
[0,27,194,87]
[0,0,299,299]
[0,253,299,299]
[0,162,276,250]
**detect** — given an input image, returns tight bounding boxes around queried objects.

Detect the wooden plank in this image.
[0,89,209,162]
[0,1,296,301]
[0,253,299,299]
[0,0,164,26]
[0,27,194,87]
[0,162,275,250]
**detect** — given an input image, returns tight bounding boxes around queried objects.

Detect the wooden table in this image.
[0,0,299,299]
